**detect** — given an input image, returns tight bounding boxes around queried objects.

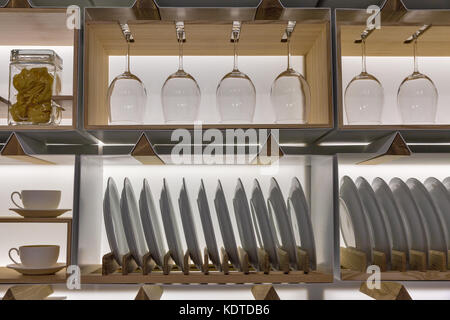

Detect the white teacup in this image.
[11,190,61,210]
[8,245,60,268]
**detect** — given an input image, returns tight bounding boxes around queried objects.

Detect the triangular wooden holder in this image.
[130,133,164,165]
[429,250,446,271]
[102,252,120,275]
[277,247,290,274]
[360,282,412,300]
[5,0,32,8]
[251,285,280,300]
[202,247,211,274]
[163,250,175,275]
[135,285,163,300]
[340,247,367,272]
[251,132,284,165]
[257,248,270,274]
[373,250,387,272]
[121,252,139,275]
[409,250,427,272]
[358,132,411,165]
[220,247,230,275]
[1,133,53,165]
[296,247,310,274]
[183,250,191,275]
[391,250,407,272]
[3,285,53,300]
[142,252,157,275]
[237,246,250,274]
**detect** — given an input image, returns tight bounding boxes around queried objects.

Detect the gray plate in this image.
[372,177,409,256]
[339,176,373,264]
[268,177,297,270]
[139,178,166,267]
[389,178,428,254]
[103,177,129,266]
[121,178,148,267]
[214,180,240,270]
[250,179,280,270]
[197,179,221,271]
[159,179,184,270]
[179,178,203,270]
[233,179,259,270]
[356,177,391,264]
[443,177,450,193]
[288,177,317,270]
[424,177,450,249]
[407,178,447,254]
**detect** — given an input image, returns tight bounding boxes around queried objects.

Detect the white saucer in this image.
[9,208,71,218]
[7,263,66,275]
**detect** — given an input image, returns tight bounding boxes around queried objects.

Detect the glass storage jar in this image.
[8,49,63,125]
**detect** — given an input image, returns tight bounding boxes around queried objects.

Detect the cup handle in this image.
[8,248,20,265]
[10,191,23,209]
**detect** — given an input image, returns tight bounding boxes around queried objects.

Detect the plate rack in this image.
[80,246,332,284]
[340,246,450,281]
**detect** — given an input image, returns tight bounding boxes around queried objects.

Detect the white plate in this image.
[407,178,447,254]
[443,177,450,193]
[7,263,65,275]
[9,208,71,218]
[121,178,148,267]
[389,178,428,254]
[233,179,259,270]
[179,178,203,270]
[139,178,166,267]
[339,176,373,264]
[159,179,185,270]
[214,180,241,270]
[288,177,317,270]
[268,178,298,270]
[251,179,280,270]
[197,179,221,270]
[356,177,391,263]
[424,177,450,249]
[103,177,129,265]
[372,177,409,255]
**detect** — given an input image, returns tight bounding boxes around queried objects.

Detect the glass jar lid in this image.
[10,49,63,70]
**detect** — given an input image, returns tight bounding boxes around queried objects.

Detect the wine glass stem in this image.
[126,42,130,73]
[286,33,292,70]
[178,36,184,72]
[361,39,367,73]
[413,39,419,73]
[233,31,239,71]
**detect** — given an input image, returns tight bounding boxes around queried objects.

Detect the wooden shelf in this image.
[85,20,332,129]
[0,267,66,284]
[0,217,72,223]
[341,269,450,281]
[81,265,332,284]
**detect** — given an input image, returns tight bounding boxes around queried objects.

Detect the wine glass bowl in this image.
[108,72,147,124]
[397,73,437,124]
[271,69,310,124]
[216,70,256,123]
[344,72,383,125]
[161,70,201,123]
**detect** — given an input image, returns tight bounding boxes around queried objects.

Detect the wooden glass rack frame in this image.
[336,5,450,131]
[0,8,78,131]
[84,19,332,130]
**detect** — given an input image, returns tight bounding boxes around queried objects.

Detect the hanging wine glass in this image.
[107,35,147,124]
[217,26,256,123]
[161,27,201,123]
[344,38,383,125]
[397,38,438,124]
[271,27,310,124]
